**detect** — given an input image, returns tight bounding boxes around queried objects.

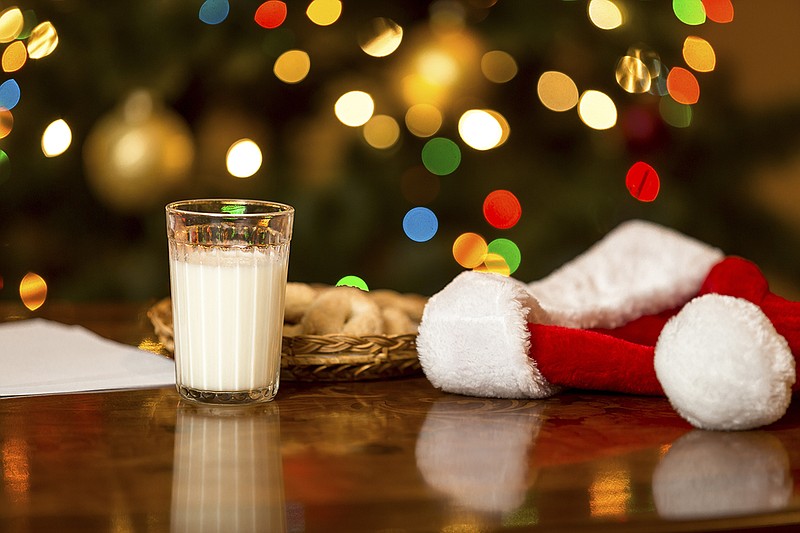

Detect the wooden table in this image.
[1,302,800,532]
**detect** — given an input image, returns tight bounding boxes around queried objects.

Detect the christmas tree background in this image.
[1,0,799,304]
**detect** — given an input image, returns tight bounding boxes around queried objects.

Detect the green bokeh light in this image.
[336,275,369,291]
[487,238,521,274]
[672,0,706,25]
[421,137,461,176]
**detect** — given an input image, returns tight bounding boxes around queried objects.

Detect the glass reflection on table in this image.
[170,402,286,533]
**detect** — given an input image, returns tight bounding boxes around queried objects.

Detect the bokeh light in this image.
[255,1,287,29]
[483,189,521,229]
[0,108,14,139]
[452,232,487,269]
[537,71,579,112]
[358,18,403,58]
[0,78,20,109]
[666,67,700,105]
[473,253,510,276]
[336,275,369,291]
[488,238,521,274]
[0,7,23,43]
[421,137,461,175]
[19,272,47,311]
[306,0,342,26]
[405,103,442,137]
[0,149,10,184]
[481,50,517,83]
[458,109,504,151]
[625,161,660,202]
[2,40,26,73]
[334,90,374,127]
[615,56,651,94]
[673,0,706,26]
[702,0,734,23]
[363,114,400,149]
[226,138,262,178]
[588,0,624,30]
[683,36,716,72]
[26,21,57,59]
[41,118,72,157]
[198,0,229,25]
[659,96,693,128]
[403,207,438,242]
[578,90,617,130]
[273,49,311,83]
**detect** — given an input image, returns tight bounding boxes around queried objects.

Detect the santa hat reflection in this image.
[417,220,798,431]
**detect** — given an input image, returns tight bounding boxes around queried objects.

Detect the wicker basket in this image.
[146,298,421,381]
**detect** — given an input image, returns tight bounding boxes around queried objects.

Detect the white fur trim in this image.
[654,294,796,430]
[416,271,559,399]
[528,220,724,329]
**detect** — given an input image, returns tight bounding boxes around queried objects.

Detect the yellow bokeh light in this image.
[615,56,651,94]
[19,272,47,311]
[2,40,26,72]
[0,108,13,139]
[306,0,342,26]
[417,49,459,87]
[537,71,579,112]
[458,109,506,151]
[226,138,262,178]
[334,90,374,127]
[359,17,403,58]
[41,118,72,157]
[0,8,24,43]
[473,253,510,276]
[578,90,617,130]
[480,50,518,83]
[405,103,442,138]
[588,0,624,30]
[683,36,716,73]
[273,49,311,84]
[26,21,58,59]
[363,114,400,150]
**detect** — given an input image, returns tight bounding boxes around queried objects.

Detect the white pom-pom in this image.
[654,294,795,430]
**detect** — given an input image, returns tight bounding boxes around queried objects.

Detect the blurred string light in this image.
[682,36,715,72]
[334,90,374,127]
[488,238,521,274]
[226,138,262,178]
[0,7,24,42]
[672,0,706,26]
[336,275,369,291]
[537,71,579,112]
[273,49,310,83]
[403,206,438,242]
[666,67,699,104]
[577,90,617,130]
[306,0,342,26]
[701,0,734,23]
[358,17,403,58]
[26,21,57,59]
[615,56,651,94]
[41,118,71,157]
[2,40,26,72]
[0,150,9,183]
[405,103,442,137]
[19,272,47,311]
[453,232,487,269]
[659,96,692,128]
[198,0,229,25]
[458,109,509,151]
[473,252,510,276]
[421,137,461,175]
[0,108,12,139]
[255,1,288,29]
[480,50,517,83]
[363,114,400,149]
[483,189,521,230]
[625,161,660,202]
[0,78,20,109]
[588,0,625,30]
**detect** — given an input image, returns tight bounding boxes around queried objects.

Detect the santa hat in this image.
[417,220,798,431]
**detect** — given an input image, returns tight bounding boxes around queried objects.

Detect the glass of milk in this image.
[166,199,294,405]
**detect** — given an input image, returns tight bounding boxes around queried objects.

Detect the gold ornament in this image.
[83,90,194,212]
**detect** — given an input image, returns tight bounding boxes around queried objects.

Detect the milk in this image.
[169,243,289,397]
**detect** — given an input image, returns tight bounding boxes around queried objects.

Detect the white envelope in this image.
[0,318,176,398]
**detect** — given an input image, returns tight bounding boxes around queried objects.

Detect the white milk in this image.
[169,244,289,395]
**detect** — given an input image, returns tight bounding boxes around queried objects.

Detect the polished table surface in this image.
[1,302,800,532]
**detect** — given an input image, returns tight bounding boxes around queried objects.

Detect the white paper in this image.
[0,318,176,398]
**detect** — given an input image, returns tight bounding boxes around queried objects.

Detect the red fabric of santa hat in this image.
[417,220,797,430]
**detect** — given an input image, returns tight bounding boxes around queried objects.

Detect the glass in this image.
[166,199,294,404]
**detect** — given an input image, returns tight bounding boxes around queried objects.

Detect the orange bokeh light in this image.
[666,67,700,105]
[453,232,488,269]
